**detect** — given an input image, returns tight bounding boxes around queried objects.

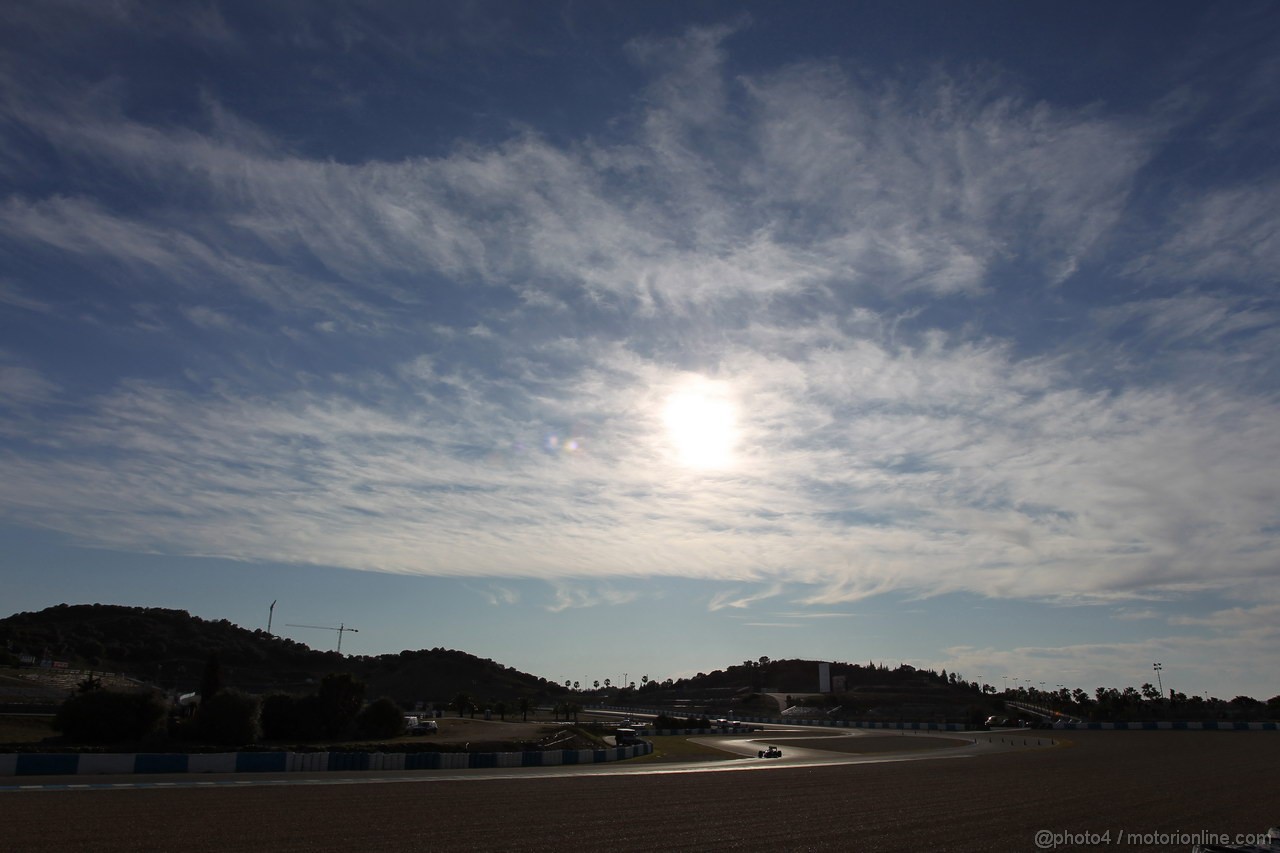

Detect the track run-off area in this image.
[2,728,1277,852]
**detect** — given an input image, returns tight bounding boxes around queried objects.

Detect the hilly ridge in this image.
[0,604,563,708]
[1,604,996,723]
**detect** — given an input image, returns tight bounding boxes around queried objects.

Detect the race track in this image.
[2,730,1276,852]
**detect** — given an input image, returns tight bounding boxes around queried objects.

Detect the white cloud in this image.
[1169,603,1280,633]
[1112,608,1161,621]
[0,362,60,407]
[470,584,520,607]
[0,281,55,314]
[0,324,1273,611]
[1128,182,1280,285]
[0,17,1276,643]
[2,32,1156,324]
[741,64,1152,294]
[545,584,640,612]
[708,583,784,612]
[1095,291,1276,346]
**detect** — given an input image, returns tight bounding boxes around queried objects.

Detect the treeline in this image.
[998,684,1280,722]
[54,665,406,747]
[624,658,984,697]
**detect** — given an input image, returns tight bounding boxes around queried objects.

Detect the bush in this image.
[260,693,300,741]
[357,697,406,740]
[54,690,167,743]
[259,692,327,741]
[197,689,260,745]
[317,673,365,738]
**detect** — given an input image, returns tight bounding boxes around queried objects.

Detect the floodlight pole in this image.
[1153,662,1163,697]
[267,600,276,636]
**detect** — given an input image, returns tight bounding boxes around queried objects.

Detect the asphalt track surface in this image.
[3,729,1277,852]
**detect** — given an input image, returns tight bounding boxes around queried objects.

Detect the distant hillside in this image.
[632,657,994,724]
[663,657,984,695]
[0,604,562,708]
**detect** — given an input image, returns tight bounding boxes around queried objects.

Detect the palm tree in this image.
[593,680,600,691]
[452,692,472,718]
[517,696,532,722]
[494,700,507,721]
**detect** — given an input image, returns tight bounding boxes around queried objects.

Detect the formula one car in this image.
[757,746,783,758]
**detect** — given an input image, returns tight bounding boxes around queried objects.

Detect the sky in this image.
[2,1,1279,702]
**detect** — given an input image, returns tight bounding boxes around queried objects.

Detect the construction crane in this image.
[285,622,359,654]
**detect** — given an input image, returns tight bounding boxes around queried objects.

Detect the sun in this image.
[662,378,738,469]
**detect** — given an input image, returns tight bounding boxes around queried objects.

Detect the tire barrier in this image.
[0,741,653,777]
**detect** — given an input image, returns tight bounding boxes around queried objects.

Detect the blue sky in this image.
[2,1,1278,701]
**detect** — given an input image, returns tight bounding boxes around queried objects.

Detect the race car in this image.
[757,746,783,758]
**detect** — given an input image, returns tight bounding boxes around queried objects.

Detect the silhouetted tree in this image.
[55,690,166,743]
[199,652,224,701]
[75,672,103,693]
[317,672,365,737]
[357,697,405,739]
[198,690,260,745]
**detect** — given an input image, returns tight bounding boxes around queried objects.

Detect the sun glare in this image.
[662,379,738,469]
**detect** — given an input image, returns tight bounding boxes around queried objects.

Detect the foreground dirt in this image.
[3,731,1277,852]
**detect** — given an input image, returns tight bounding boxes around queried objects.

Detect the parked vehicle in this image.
[409,720,439,735]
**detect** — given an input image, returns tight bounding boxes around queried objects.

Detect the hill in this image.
[2,605,995,724]
[0,604,563,709]
[632,657,996,724]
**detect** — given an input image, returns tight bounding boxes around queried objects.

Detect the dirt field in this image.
[393,715,560,744]
[0,714,56,743]
[2,730,1276,852]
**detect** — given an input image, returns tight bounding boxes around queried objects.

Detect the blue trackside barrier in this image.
[404,752,439,770]
[1,724,1273,776]
[326,752,369,771]
[16,754,78,776]
[235,752,287,772]
[77,753,135,775]
[0,741,654,776]
[134,753,189,774]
